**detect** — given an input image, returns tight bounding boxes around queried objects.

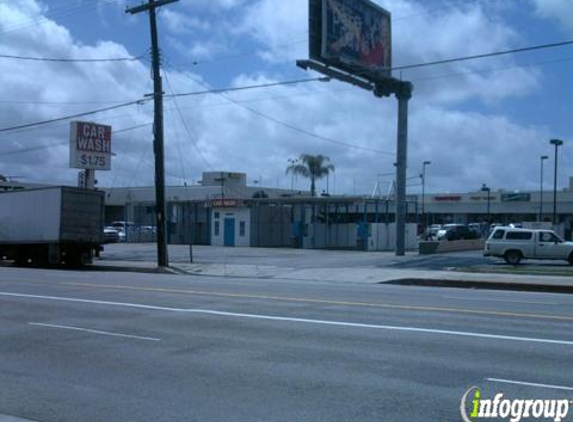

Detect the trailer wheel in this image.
[504,250,522,265]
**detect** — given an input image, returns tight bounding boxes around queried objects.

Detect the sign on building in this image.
[69,121,112,170]
[210,199,240,208]
[309,0,392,81]
[501,193,531,202]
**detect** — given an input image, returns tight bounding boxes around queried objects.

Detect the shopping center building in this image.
[4,173,573,249]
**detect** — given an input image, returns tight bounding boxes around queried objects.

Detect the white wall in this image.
[211,208,251,247]
[312,224,356,249]
[368,223,418,251]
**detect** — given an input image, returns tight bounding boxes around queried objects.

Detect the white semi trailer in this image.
[0,186,104,266]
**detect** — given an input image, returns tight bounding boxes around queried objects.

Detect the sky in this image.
[0,0,573,196]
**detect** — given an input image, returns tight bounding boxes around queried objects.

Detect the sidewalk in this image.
[93,259,573,291]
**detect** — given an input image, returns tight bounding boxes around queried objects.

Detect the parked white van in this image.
[484,227,573,265]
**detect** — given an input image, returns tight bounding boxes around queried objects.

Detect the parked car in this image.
[103,227,120,243]
[436,224,476,241]
[468,223,484,238]
[426,224,442,239]
[484,227,573,265]
[110,221,136,242]
[444,225,479,241]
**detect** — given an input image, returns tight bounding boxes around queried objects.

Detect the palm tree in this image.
[286,154,335,197]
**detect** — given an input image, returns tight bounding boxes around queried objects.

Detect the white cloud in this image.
[0,0,569,196]
[531,0,573,33]
[238,0,539,105]
[162,9,211,34]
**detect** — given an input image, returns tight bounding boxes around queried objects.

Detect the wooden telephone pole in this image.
[126,0,178,268]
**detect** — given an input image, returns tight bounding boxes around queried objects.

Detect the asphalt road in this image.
[0,267,572,421]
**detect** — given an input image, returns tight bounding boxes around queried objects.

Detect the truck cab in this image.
[484,227,573,265]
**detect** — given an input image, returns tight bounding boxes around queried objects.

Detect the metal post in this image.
[85,169,95,189]
[550,139,564,227]
[421,160,430,234]
[395,82,412,256]
[486,192,491,225]
[539,155,548,222]
[126,0,178,269]
[481,184,491,231]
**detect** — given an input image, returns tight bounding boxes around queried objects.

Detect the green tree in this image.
[286,154,335,197]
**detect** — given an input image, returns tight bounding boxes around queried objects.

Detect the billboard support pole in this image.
[85,169,95,190]
[394,82,412,256]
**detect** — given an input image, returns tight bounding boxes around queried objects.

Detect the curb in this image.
[383,278,573,294]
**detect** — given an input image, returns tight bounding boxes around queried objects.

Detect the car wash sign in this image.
[69,121,112,170]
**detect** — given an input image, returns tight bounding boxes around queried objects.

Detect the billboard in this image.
[69,121,112,171]
[310,0,392,80]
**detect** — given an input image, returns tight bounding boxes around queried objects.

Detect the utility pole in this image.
[126,0,178,269]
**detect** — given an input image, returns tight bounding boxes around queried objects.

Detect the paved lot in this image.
[0,267,572,421]
[94,244,573,289]
[100,243,490,270]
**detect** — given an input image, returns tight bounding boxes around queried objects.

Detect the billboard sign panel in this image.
[69,121,112,170]
[310,0,392,80]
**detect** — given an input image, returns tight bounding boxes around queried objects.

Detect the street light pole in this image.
[550,139,564,227]
[421,161,431,230]
[539,155,548,222]
[481,184,491,229]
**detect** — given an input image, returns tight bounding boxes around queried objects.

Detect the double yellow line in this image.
[61,282,573,322]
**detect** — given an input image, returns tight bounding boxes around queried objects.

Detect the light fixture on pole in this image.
[539,155,548,222]
[421,161,431,229]
[550,139,564,227]
[481,184,491,228]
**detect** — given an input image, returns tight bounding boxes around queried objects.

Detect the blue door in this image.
[224,218,235,246]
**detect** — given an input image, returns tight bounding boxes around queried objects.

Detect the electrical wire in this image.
[0,123,152,157]
[392,39,573,72]
[0,53,143,63]
[163,70,214,171]
[165,61,395,156]
[0,99,149,133]
[0,0,119,35]
[166,77,329,99]
[163,71,190,184]
[184,0,484,67]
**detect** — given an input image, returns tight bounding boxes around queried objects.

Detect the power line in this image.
[163,70,214,171]
[167,77,330,99]
[393,39,573,71]
[0,99,149,133]
[0,0,119,35]
[165,61,395,156]
[411,55,573,83]
[0,53,142,63]
[0,122,152,157]
[185,1,483,67]
[4,38,570,139]
[163,72,190,183]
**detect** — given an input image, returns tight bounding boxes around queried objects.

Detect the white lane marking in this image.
[442,296,560,305]
[486,378,573,392]
[1,291,572,346]
[29,322,160,342]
